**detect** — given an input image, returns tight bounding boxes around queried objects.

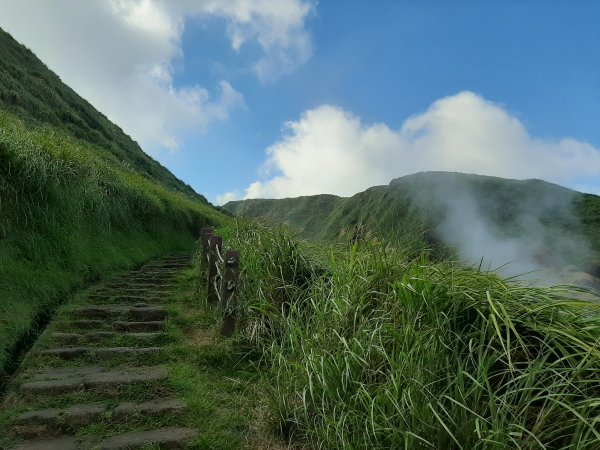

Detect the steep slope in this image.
[225,172,600,275]
[0,28,224,380]
[0,27,202,200]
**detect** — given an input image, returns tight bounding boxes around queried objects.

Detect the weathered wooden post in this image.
[207,235,223,304]
[200,227,214,274]
[220,250,240,337]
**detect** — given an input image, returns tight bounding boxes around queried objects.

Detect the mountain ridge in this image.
[225,171,600,276]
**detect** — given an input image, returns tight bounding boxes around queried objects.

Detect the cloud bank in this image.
[0,0,314,151]
[220,91,600,202]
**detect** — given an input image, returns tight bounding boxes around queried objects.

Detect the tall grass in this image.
[218,220,600,449]
[0,112,223,377]
[0,27,201,198]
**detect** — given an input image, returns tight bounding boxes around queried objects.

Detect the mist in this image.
[408,173,597,287]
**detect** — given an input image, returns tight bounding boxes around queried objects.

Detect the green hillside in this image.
[225,172,600,275]
[0,27,202,200]
[0,28,224,380]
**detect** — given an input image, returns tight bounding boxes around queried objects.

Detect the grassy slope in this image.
[225,172,600,271]
[0,28,225,378]
[0,27,202,200]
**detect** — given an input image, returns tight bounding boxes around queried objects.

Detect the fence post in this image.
[220,250,240,337]
[200,227,214,274]
[207,235,223,304]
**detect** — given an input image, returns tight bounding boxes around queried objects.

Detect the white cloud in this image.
[0,0,313,151]
[215,191,239,205]
[225,91,600,201]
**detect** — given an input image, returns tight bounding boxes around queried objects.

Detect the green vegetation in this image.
[0,26,224,380]
[0,111,223,380]
[225,172,600,272]
[0,27,201,199]
[0,260,280,449]
[216,219,600,449]
[2,22,599,449]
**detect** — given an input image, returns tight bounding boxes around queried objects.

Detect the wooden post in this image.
[220,250,240,337]
[200,227,214,274]
[207,235,222,304]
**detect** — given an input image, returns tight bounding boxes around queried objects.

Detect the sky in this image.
[0,0,599,204]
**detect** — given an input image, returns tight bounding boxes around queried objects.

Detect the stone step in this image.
[12,436,79,450]
[20,366,168,397]
[112,397,186,418]
[14,403,106,429]
[112,321,165,332]
[110,277,176,284]
[89,287,171,295]
[98,426,197,450]
[136,268,187,274]
[40,346,162,360]
[62,320,105,329]
[58,318,166,331]
[13,398,186,433]
[87,290,174,300]
[75,305,167,321]
[11,426,196,450]
[52,332,162,345]
[130,268,184,274]
[84,295,154,303]
[105,283,173,289]
[141,263,188,268]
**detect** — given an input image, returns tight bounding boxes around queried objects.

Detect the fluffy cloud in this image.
[222,92,600,202]
[0,0,314,151]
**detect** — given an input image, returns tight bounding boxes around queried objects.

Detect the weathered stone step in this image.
[12,436,79,450]
[14,403,106,429]
[61,319,104,329]
[113,397,186,418]
[99,426,197,449]
[75,305,167,321]
[141,263,188,268]
[112,321,165,332]
[84,294,155,303]
[11,426,196,449]
[90,288,173,295]
[20,366,168,397]
[105,283,173,289]
[41,346,162,360]
[127,268,184,274]
[104,286,173,293]
[13,398,186,433]
[52,331,162,344]
[109,277,176,284]
[144,259,190,265]
[86,292,174,301]
[136,268,187,274]
[58,319,166,331]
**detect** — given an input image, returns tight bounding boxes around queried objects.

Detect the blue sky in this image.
[1,0,599,202]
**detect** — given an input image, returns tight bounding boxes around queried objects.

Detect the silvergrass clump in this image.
[221,219,600,449]
[218,219,321,348]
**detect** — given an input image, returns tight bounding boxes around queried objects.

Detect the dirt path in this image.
[0,254,198,449]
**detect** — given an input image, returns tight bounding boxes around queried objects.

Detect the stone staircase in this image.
[1,254,199,449]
